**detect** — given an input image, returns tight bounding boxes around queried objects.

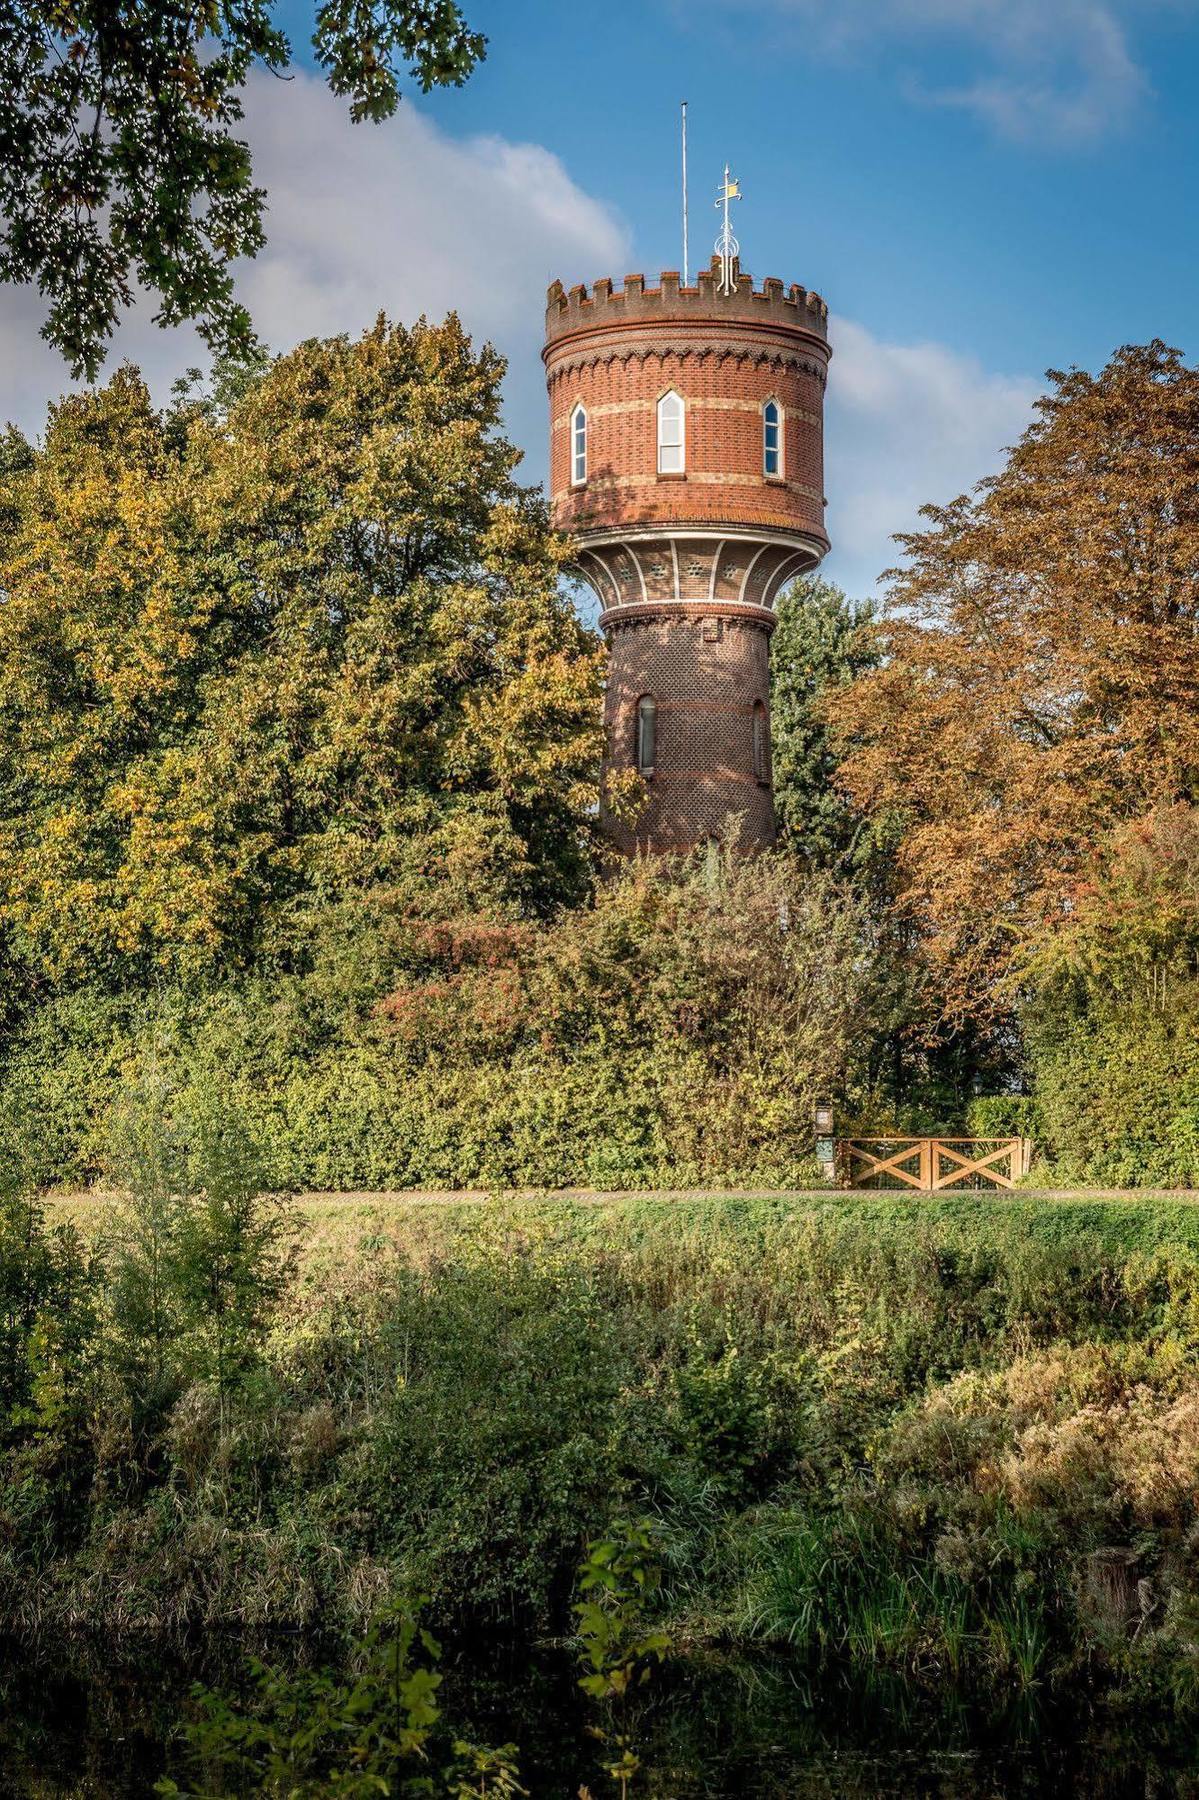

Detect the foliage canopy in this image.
[0,3,485,377]
[770,575,879,871]
[835,341,1199,1021]
[0,316,604,990]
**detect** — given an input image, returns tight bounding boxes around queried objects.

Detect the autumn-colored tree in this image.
[834,341,1199,1022]
[0,316,604,989]
[1020,803,1199,991]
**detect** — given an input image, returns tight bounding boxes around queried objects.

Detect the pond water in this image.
[3,1644,1199,1798]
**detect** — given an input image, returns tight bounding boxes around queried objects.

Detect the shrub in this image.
[1025,977,1199,1186]
[0,851,879,1192]
[965,1095,1039,1140]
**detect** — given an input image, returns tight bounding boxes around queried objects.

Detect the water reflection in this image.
[3,1643,1199,1797]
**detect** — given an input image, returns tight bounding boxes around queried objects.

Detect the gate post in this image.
[920,1139,934,1190]
[814,1101,836,1185]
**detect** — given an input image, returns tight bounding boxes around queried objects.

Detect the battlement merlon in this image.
[544,255,829,355]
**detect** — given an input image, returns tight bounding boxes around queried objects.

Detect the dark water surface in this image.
[3,1643,1199,1798]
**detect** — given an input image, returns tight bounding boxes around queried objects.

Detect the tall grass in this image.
[735,1511,979,1679]
[6,1190,1199,1711]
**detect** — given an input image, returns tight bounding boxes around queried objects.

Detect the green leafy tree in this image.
[102,1062,295,1438]
[103,1057,204,1422]
[772,578,1023,1113]
[0,3,486,378]
[157,1082,294,1433]
[770,575,880,869]
[0,316,605,990]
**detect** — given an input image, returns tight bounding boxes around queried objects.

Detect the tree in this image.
[834,341,1199,1022]
[0,3,485,379]
[0,315,605,989]
[770,575,880,869]
[376,846,883,1179]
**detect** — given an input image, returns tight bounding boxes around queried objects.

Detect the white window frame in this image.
[570,402,587,486]
[763,399,783,478]
[657,390,685,475]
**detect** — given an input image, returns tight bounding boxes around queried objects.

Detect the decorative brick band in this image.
[601,601,776,634]
[546,343,829,385]
[553,397,823,429]
[576,470,823,502]
[574,522,827,547]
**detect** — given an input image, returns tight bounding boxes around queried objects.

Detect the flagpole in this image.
[681,101,689,286]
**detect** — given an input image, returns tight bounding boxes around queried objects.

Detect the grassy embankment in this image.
[8,1186,1199,1725]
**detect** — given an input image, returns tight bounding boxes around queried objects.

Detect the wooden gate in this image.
[837,1137,1032,1192]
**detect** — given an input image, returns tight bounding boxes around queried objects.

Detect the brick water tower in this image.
[544,246,831,852]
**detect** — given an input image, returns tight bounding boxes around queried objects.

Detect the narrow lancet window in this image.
[636,695,657,773]
[752,700,767,782]
[657,390,685,474]
[763,400,782,477]
[571,403,587,484]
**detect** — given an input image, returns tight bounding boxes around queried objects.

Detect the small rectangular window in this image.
[637,695,657,773]
[752,700,767,782]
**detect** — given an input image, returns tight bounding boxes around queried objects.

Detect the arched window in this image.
[657,390,685,474]
[763,400,782,478]
[570,402,587,485]
[752,700,767,782]
[636,695,657,774]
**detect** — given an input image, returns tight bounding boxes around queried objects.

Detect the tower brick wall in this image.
[544,256,830,854]
[602,609,774,852]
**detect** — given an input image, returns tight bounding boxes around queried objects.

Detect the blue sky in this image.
[410,0,1198,376]
[3,0,1198,595]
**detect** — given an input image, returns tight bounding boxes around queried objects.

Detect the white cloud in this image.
[821,316,1039,597]
[709,0,1174,142]
[0,68,630,466]
[0,66,1039,609]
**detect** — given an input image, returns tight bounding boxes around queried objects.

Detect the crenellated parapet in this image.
[545,256,829,352]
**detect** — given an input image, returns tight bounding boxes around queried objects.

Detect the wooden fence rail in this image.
[837,1137,1032,1193]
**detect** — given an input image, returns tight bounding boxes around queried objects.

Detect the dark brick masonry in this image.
[602,605,774,852]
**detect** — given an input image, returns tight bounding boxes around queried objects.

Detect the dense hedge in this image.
[16,982,1199,1197]
[1024,977,1199,1187]
[0,854,881,1193]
